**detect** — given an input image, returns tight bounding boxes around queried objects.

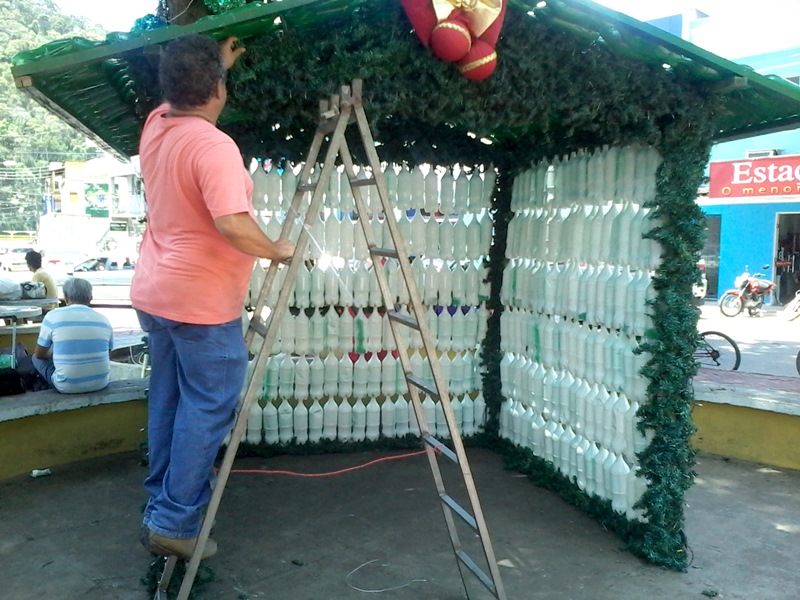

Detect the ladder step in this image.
[423,433,458,463]
[370,246,400,259]
[297,183,316,193]
[349,177,376,188]
[455,549,497,596]
[248,318,268,338]
[387,310,420,330]
[441,493,477,530]
[406,374,439,398]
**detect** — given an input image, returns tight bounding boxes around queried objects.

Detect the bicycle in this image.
[781,290,800,321]
[695,331,741,370]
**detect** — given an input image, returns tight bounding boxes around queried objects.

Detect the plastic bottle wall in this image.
[498,146,661,520]
[248,162,494,447]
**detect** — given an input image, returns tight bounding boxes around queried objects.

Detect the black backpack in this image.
[15,355,50,392]
[0,367,25,396]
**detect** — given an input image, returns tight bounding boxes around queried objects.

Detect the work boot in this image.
[141,528,218,560]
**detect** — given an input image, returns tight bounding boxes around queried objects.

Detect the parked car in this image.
[693,258,708,306]
[43,250,88,277]
[66,256,135,304]
[0,246,35,271]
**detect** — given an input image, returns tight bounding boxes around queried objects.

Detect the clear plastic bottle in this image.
[338,353,354,398]
[308,398,323,443]
[461,393,475,436]
[262,400,279,444]
[367,352,382,398]
[337,399,353,442]
[365,397,381,441]
[424,168,439,214]
[339,308,355,353]
[380,397,396,438]
[422,394,436,435]
[294,398,309,444]
[324,214,340,258]
[435,398,449,439]
[277,397,294,443]
[278,354,294,400]
[246,400,263,444]
[352,354,368,398]
[394,395,410,436]
[440,169,455,215]
[294,310,310,357]
[279,311,295,355]
[381,353,398,398]
[322,396,338,440]
[351,398,367,441]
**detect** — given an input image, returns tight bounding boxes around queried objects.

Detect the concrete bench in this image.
[693,369,800,470]
[0,323,41,353]
[0,378,149,480]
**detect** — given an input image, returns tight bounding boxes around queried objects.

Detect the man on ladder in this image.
[143,34,505,600]
[131,34,294,561]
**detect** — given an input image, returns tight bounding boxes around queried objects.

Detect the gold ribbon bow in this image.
[431,0,502,39]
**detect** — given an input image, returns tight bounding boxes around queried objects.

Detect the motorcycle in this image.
[719,265,775,317]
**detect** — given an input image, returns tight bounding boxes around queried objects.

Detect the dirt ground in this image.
[1,448,798,600]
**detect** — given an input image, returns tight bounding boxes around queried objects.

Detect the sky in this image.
[53,0,800,59]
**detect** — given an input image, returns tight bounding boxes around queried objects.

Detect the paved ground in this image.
[1,447,799,600]
[698,301,800,378]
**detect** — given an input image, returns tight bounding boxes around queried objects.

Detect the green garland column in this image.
[633,106,717,570]
[480,166,512,436]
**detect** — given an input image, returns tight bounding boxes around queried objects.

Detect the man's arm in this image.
[215,213,295,262]
[33,344,52,360]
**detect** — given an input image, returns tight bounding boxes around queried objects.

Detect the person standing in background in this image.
[131,34,294,561]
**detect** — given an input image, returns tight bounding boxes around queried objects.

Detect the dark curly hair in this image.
[159,34,226,109]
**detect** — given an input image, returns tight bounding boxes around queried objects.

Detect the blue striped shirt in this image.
[37,305,114,394]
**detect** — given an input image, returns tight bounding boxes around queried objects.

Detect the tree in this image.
[0,0,108,230]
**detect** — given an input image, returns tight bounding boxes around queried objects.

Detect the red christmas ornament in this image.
[430,17,472,63]
[400,0,506,81]
[458,40,497,81]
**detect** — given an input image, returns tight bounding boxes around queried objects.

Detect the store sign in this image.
[709,155,800,198]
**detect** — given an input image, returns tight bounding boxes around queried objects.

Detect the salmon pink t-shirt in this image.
[131,103,255,324]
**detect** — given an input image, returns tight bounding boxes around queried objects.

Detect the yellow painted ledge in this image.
[0,380,148,480]
[692,402,800,471]
[693,372,800,471]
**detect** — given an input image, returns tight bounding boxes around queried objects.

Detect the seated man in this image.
[32,277,113,394]
[25,250,59,310]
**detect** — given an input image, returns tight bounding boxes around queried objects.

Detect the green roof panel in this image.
[11,0,800,159]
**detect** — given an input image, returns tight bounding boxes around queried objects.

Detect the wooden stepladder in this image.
[156,80,506,600]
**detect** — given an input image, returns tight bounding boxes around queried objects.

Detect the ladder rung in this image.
[441,493,477,530]
[370,246,400,259]
[423,433,458,463]
[349,177,376,188]
[406,374,439,398]
[387,311,420,330]
[297,183,316,193]
[455,549,497,595]
[248,318,268,338]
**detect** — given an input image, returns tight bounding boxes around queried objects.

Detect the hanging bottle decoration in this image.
[322,396,338,440]
[246,400,263,444]
[262,399,279,444]
[308,397,323,443]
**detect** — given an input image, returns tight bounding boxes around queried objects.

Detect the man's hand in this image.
[219,36,245,70]
[273,239,295,264]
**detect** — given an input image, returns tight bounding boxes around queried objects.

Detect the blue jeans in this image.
[32,356,56,389]
[137,310,247,539]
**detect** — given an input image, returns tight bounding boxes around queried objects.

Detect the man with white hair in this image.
[32,277,113,393]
